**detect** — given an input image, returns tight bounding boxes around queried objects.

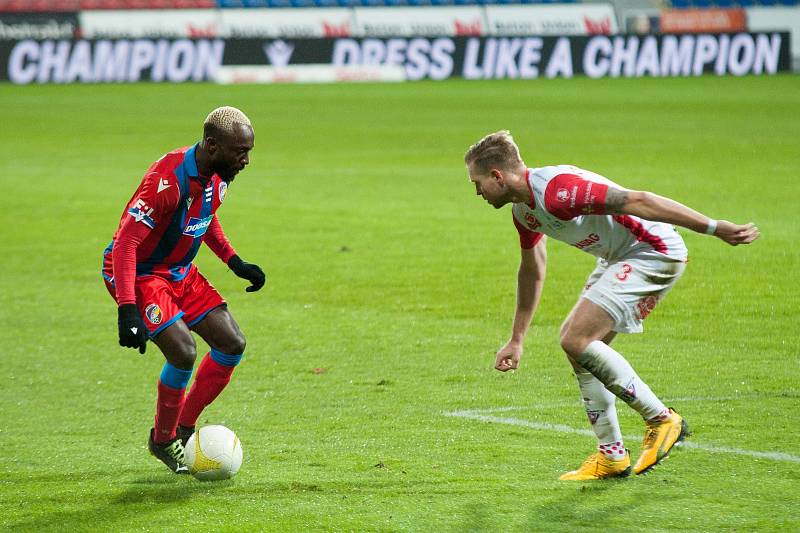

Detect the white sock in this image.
[576,340,669,421]
[576,371,626,460]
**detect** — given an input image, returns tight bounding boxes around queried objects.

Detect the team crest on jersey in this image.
[145,304,163,325]
[218,181,227,203]
[556,188,570,202]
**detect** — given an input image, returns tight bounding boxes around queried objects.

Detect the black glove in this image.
[228,255,266,293]
[118,303,148,354]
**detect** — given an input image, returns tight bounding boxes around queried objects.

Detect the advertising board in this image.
[1,33,789,83]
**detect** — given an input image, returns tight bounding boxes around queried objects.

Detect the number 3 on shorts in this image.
[615,263,632,281]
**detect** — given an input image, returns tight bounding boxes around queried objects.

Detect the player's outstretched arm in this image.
[496,238,547,372]
[604,188,760,246]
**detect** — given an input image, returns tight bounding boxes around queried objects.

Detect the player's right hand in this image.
[495,340,523,372]
[118,303,148,354]
[714,220,760,246]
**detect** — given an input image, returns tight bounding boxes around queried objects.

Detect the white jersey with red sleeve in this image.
[512,166,687,262]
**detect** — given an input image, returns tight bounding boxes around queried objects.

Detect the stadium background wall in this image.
[1,32,790,83]
[0,12,79,40]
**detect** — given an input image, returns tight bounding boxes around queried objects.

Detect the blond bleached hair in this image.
[464,130,523,174]
[204,106,252,137]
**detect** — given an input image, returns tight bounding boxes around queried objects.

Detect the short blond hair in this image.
[464,130,523,174]
[204,106,251,137]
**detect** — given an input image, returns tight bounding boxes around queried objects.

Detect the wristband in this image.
[705,219,717,235]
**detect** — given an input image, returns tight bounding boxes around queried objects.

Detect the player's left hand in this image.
[714,220,760,246]
[228,255,266,292]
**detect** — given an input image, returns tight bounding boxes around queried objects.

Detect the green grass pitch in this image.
[1,75,798,531]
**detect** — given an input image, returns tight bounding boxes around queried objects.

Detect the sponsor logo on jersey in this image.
[568,185,579,208]
[573,233,600,250]
[580,182,600,213]
[636,295,659,320]
[524,213,542,231]
[145,303,162,325]
[157,178,171,193]
[218,181,227,203]
[183,215,213,238]
[128,198,155,228]
[204,185,213,203]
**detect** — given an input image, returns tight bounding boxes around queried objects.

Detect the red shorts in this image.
[104,265,226,337]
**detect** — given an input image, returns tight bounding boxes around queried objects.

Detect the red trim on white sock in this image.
[598,442,627,460]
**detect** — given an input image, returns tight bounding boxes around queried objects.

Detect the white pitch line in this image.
[458,394,783,416]
[443,410,800,464]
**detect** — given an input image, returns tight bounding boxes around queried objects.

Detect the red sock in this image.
[179,353,236,428]
[154,381,186,444]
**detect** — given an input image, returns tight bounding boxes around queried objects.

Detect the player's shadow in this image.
[8,476,212,531]
[523,478,641,530]
[113,476,219,504]
[441,477,635,532]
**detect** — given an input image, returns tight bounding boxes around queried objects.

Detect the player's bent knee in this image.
[170,339,197,370]
[559,317,572,339]
[560,334,590,360]
[564,352,583,372]
[174,350,197,370]
[231,334,246,356]
[218,333,246,357]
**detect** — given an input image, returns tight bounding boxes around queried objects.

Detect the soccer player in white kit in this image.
[465,131,759,480]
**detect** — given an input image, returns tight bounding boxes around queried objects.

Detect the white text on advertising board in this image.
[8,39,224,83]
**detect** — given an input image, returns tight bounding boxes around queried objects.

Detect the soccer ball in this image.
[184,425,243,481]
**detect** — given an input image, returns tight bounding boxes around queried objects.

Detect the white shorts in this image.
[581,257,686,334]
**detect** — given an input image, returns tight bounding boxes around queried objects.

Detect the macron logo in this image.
[157,178,171,193]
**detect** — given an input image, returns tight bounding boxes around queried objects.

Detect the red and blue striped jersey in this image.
[103,143,236,305]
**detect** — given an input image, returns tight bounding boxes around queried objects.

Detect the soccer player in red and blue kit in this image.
[102,106,265,473]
